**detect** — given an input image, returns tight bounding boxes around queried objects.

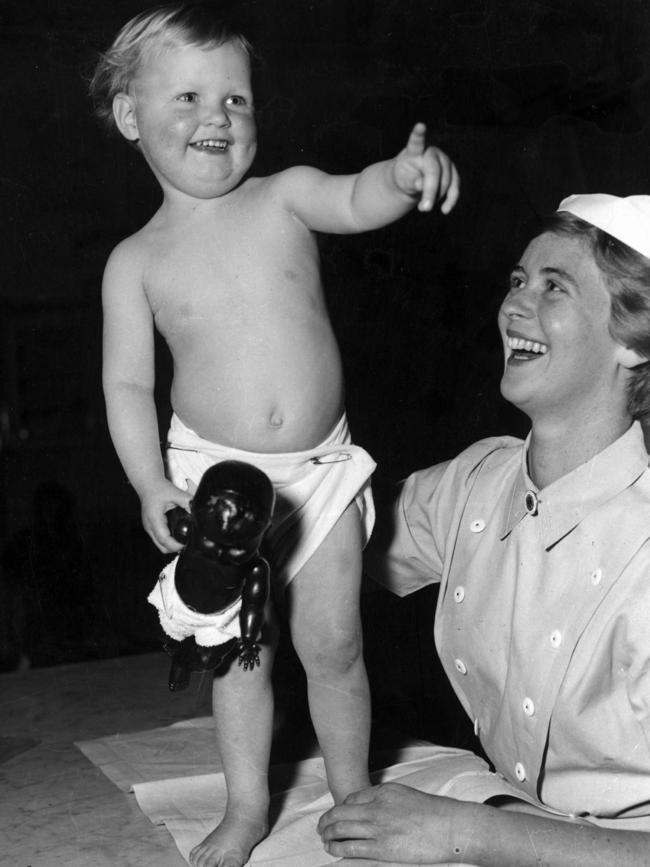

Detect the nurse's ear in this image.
[615,345,648,369]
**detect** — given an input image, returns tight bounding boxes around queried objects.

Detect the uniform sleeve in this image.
[366,437,522,597]
[623,541,650,764]
[365,461,452,596]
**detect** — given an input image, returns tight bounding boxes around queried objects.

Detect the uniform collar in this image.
[500,421,649,548]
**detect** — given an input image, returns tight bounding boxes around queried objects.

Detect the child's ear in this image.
[112,92,140,142]
[616,344,648,369]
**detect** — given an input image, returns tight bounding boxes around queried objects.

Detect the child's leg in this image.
[189,614,277,867]
[287,503,371,803]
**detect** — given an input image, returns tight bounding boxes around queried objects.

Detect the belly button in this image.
[269,413,284,428]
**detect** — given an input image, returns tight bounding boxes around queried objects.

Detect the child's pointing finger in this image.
[405,121,428,154]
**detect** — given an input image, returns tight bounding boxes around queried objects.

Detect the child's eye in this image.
[177,92,198,103]
[226,95,247,107]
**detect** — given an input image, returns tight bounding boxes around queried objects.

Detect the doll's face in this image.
[194,491,269,563]
[189,461,274,562]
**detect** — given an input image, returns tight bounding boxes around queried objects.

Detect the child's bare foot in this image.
[189,803,269,867]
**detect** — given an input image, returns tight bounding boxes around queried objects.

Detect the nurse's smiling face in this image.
[498,231,630,425]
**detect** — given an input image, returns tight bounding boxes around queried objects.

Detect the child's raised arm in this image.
[274,123,459,235]
[102,240,191,553]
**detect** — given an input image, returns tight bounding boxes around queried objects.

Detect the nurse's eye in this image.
[508,274,525,292]
[546,280,565,294]
[177,92,198,103]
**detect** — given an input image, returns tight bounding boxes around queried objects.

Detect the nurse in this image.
[318,194,650,866]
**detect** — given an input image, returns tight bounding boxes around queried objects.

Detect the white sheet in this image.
[77,717,513,866]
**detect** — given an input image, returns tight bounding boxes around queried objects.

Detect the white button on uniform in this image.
[453,586,465,603]
[473,717,480,736]
[454,658,467,675]
[522,697,535,716]
[591,568,602,585]
[550,629,562,648]
[470,519,485,533]
[515,762,527,781]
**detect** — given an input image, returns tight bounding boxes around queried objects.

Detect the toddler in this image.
[91,4,459,866]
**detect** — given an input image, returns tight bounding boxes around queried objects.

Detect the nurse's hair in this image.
[89,2,255,135]
[542,210,650,422]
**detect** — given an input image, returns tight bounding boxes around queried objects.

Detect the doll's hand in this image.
[393,122,460,214]
[166,506,192,544]
[141,480,192,553]
[237,639,261,671]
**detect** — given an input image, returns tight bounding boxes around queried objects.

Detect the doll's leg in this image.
[189,613,277,867]
[287,503,371,803]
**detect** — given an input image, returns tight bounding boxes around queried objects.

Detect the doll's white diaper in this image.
[148,558,242,647]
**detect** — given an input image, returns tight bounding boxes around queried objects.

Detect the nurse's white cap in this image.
[557,193,650,260]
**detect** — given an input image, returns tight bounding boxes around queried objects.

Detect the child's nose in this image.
[202,101,231,128]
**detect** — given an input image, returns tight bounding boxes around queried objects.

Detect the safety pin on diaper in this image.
[310,452,352,465]
[166,443,200,453]
[158,573,174,619]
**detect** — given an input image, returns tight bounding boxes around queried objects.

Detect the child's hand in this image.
[141,480,193,553]
[393,122,460,214]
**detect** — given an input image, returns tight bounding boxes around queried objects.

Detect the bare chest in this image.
[144,209,321,341]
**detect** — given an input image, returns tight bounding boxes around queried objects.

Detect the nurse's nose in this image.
[500,283,536,320]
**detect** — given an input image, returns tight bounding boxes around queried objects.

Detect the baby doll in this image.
[148,460,275,691]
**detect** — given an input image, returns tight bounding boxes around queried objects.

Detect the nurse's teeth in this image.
[507,337,548,354]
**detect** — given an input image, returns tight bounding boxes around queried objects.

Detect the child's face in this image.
[498,231,630,423]
[115,40,256,202]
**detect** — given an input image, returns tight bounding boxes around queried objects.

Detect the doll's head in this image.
[191,460,274,564]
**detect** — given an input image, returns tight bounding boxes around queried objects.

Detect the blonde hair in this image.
[89,3,254,133]
[544,210,650,421]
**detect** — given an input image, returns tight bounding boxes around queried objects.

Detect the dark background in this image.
[1,0,649,744]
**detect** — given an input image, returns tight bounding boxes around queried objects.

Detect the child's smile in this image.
[189,138,230,153]
[116,41,257,202]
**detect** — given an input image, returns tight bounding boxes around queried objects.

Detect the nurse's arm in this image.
[318,782,650,866]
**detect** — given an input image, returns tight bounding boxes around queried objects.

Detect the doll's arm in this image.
[237,558,270,670]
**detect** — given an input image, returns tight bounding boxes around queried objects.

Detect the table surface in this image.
[1,652,213,867]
